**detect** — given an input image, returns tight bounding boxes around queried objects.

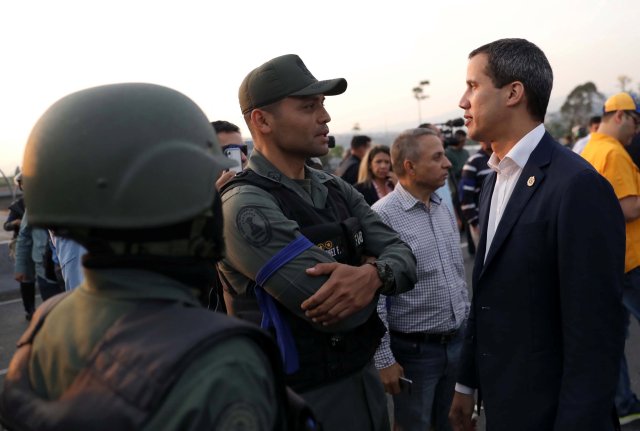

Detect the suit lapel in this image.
[473,172,496,282]
[479,133,554,279]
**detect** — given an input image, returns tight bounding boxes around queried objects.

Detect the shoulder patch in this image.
[236,206,272,247]
[214,402,263,430]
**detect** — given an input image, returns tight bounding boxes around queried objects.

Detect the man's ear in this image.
[250,109,272,134]
[613,110,626,124]
[505,81,525,108]
[403,159,415,175]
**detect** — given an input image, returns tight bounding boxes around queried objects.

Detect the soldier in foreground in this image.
[0,83,297,431]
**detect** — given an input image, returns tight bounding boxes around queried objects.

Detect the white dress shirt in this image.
[484,124,546,260]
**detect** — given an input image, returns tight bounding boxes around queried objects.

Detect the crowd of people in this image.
[0,37,639,431]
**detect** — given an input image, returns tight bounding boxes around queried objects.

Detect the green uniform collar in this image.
[247,150,333,205]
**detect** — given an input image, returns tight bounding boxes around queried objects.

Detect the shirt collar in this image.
[396,182,442,211]
[487,123,546,174]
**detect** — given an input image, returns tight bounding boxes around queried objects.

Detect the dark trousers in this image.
[37,275,64,302]
[20,281,35,314]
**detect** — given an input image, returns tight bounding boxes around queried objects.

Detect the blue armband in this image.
[254,235,314,374]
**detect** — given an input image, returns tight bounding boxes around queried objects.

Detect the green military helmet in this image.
[22,83,234,231]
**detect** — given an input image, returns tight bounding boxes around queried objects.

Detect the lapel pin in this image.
[527,176,535,187]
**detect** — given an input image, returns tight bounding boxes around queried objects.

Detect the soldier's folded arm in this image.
[300,182,417,323]
[221,184,415,331]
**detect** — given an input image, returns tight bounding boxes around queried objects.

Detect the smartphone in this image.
[224,147,243,171]
[399,376,413,394]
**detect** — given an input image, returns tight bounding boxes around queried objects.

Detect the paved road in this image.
[0,229,638,429]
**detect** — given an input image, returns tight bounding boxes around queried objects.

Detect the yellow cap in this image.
[604,92,639,113]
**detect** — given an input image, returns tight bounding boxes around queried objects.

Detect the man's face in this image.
[621,111,640,146]
[459,53,506,142]
[218,131,248,167]
[265,95,331,158]
[410,134,451,192]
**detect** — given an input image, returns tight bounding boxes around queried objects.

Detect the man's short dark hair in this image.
[454,130,467,138]
[351,135,372,150]
[469,38,553,122]
[589,116,602,126]
[211,120,241,134]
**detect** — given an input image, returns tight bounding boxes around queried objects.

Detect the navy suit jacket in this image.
[458,132,626,431]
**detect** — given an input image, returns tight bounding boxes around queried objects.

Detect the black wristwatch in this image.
[367,260,395,294]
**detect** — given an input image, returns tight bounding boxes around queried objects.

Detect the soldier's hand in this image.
[449,391,476,431]
[379,362,404,394]
[14,273,27,282]
[301,262,381,325]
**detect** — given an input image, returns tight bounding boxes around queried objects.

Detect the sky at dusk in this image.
[1,0,638,175]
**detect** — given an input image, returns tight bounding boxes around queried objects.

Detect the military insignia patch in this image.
[236,206,272,246]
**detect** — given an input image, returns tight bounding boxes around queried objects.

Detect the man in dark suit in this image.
[448,38,626,431]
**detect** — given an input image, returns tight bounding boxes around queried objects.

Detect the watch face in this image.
[376,261,394,292]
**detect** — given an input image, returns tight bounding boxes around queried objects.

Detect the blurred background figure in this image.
[572,115,602,155]
[3,172,35,320]
[354,145,396,206]
[3,173,25,257]
[212,120,248,190]
[445,129,472,254]
[445,130,470,186]
[49,233,86,291]
[458,141,493,248]
[13,208,64,320]
[335,134,372,185]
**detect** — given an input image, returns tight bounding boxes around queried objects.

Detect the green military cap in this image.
[239,54,347,114]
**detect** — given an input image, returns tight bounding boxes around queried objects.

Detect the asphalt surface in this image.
[0,214,638,429]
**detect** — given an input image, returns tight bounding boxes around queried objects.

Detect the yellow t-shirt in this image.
[582,132,640,273]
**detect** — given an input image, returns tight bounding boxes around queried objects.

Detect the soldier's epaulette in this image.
[219,169,282,197]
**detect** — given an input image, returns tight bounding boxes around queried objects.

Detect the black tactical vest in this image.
[0,292,318,431]
[221,170,386,392]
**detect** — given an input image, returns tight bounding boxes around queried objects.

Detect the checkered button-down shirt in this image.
[372,183,470,369]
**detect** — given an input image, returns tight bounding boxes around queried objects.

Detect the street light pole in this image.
[412,80,430,125]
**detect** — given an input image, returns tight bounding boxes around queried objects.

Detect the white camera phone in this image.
[224,147,243,171]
